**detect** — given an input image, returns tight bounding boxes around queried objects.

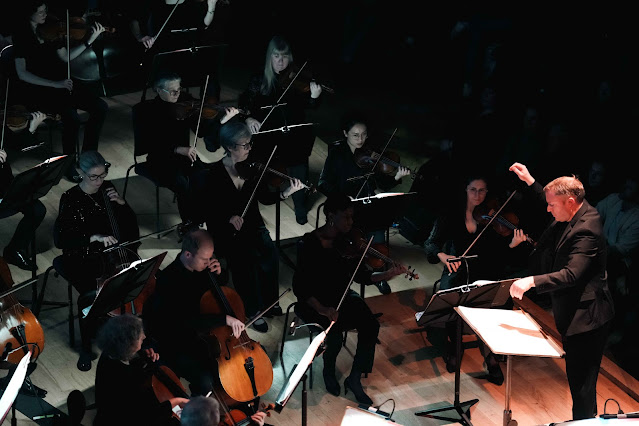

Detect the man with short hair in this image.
[180,396,266,426]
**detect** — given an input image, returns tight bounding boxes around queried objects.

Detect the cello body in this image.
[0,257,45,364]
[199,283,273,403]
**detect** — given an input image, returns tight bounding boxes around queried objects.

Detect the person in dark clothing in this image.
[134,71,237,224]
[238,35,323,225]
[142,228,245,396]
[202,121,304,333]
[12,0,109,182]
[423,173,530,385]
[93,314,187,426]
[318,113,410,295]
[509,162,615,420]
[0,148,46,271]
[292,193,407,406]
[54,150,140,372]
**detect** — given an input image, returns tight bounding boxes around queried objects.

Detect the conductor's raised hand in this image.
[509,162,535,186]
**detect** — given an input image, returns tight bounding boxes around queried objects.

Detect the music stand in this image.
[275,322,333,426]
[81,252,166,320]
[0,351,30,425]
[0,155,72,296]
[413,279,516,425]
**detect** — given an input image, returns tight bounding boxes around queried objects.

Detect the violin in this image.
[171,97,250,121]
[277,63,335,95]
[198,271,273,404]
[1,105,61,132]
[236,160,316,192]
[353,146,416,179]
[473,198,535,246]
[38,14,115,43]
[336,227,419,281]
[0,256,45,364]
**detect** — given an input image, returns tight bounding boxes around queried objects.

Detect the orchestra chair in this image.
[34,256,76,347]
[67,389,96,426]
[123,101,176,233]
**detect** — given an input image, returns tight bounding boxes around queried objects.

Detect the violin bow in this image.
[239,144,277,219]
[102,221,187,253]
[354,127,397,199]
[244,288,291,329]
[1,79,8,156]
[259,61,308,129]
[66,10,71,89]
[253,122,314,135]
[336,235,374,312]
[190,74,210,166]
[148,0,181,52]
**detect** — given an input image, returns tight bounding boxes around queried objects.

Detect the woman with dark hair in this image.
[11,0,109,181]
[238,35,323,225]
[94,314,187,426]
[423,173,529,384]
[54,150,139,371]
[203,121,304,333]
[292,192,408,405]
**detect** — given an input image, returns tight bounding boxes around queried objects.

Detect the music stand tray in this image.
[455,306,564,426]
[81,252,166,320]
[414,279,517,425]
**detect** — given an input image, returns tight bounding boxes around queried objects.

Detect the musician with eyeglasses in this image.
[134,71,239,225]
[53,150,140,372]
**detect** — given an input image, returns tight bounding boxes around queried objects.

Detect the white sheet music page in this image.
[455,306,564,358]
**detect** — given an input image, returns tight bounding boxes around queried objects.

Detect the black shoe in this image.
[374,280,391,295]
[444,341,464,374]
[484,355,504,386]
[77,351,93,372]
[251,317,269,333]
[3,247,36,271]
[344,375,373,405]
[323,369,341,396]
[296,215,308,225]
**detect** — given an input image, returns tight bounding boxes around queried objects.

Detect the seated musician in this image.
[203,121,304,333]
[0,148,46,271]
[1,109,48,151]
[180,396,266,426]
[292,192,407,405]
[135,71,238,225]
[142,228,245,396]
[94,314,187,426]
[54,150,140,372]
[317,113,410,295]
[12,1,109,182]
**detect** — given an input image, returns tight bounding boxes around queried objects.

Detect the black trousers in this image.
[563,321,611,420]
[0,199,46,251]
[297,290,379,374]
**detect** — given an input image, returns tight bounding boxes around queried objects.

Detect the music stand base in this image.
[415,398,478,425]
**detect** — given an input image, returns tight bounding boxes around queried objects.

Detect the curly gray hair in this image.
[96,314,144,361]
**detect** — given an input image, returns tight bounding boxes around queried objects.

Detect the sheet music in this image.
[455,306,564,358]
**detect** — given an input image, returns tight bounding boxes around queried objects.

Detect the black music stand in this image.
[0,155,72,299]
[82,252,166,320]
[413,279,515,425]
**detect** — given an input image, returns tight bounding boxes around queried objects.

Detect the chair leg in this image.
[123,164,135,199]
[34,265,54,317]
[308,330,314,389]
[156,185,160,233]
[68,284,75,347]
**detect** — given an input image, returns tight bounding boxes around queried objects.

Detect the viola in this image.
[1,105,61,132]
[473,199,535,246]
[171,97,250,121]
[354,146,416,179]
[198,272,273,404]
[0,256,45,364]
[277,63,335,95]
[336,227,419,281]
[236,160,316,192]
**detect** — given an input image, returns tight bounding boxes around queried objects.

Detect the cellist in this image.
[142,228,245,397]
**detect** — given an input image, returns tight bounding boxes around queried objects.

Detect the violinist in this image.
[238,35,322,225]
[423,173,528,385]
[318,113,410,295]
[292,193,408,405]
[1,108,48,150]
[136,71,237,225]
[93,314,187,426]
[54,150,140,371]
[11,1,109,181]
[142,228,246,396]
[202,121,304,333]
[0,148,46,271]
[180,396,266,426]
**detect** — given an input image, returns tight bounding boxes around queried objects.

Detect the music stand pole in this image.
[275,200,296,270]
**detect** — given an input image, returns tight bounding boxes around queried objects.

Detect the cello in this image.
[0,256,45,364]
[199,272,273,404]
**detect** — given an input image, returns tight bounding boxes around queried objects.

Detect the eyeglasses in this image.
[84,171,108,181]
[467,187,488,195]
[235,141,253,150]
[160,87,182,96]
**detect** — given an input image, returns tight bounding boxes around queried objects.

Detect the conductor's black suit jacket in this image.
[527,181,615,337]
